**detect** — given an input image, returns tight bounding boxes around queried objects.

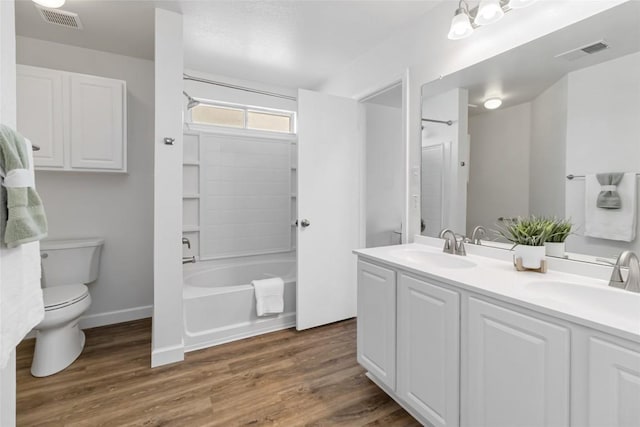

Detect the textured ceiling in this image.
[15,0,442,89]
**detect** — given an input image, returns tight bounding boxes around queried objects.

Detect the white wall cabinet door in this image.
[16,65,65,168]
[398,274,460,427]
[466,297,571,427]
[357,260,396,390]
[69,74,125,171]
[587,337,640,427]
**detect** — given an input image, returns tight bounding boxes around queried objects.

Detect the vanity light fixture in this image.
[475,0,504,26]
[32,0,65,8]
[447,0,538,40]
[484,98,503,109]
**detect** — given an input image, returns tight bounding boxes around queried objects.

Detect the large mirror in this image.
[420,2,640,263]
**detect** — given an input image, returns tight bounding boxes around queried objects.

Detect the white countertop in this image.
[354,242,640,343]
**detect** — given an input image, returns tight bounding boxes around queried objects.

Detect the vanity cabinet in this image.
[357,260,396,390]
[355,255,640,427]
[465,297,571,427]
[397,274,460,427]
[17,65,127,172]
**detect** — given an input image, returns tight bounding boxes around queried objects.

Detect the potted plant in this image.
[496,216,552,269]
[543,218,572,258]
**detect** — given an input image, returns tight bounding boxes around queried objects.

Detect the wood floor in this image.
[16,319,419,426]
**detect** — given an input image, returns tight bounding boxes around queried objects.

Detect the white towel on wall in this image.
[252,277,284,317]
[584,172,637,242]
[0,138,44,368]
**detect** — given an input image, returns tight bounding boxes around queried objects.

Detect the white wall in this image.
[530,76,567,218]
[16,36,155,327]
[153,8,184,367]
[565,51,640,258]
[365,103,403,247]
[0,1,17,424]
[467,103,531,235]
[319,0,626,240]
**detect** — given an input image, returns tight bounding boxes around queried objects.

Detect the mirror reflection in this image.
[420,2,640,263]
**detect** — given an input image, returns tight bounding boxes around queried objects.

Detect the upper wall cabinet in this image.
[17,65,127,172]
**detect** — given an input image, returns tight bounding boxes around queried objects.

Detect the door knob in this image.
[300,219,310,228]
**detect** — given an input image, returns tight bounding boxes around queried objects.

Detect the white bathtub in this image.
[183,258,297,352]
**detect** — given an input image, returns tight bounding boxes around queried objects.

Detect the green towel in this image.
[0,124,47,247]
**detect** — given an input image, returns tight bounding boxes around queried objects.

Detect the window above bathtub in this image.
[189,100,296,135]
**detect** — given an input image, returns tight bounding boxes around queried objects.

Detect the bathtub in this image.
[183,258,297,352]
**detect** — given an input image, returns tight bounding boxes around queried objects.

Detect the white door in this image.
[296,89,363,330]
[398,274,460,427]
[587,337,640,427]
[357,260,396,389]
[16,65,65,168]
[69,74,125,170]
[466,297,570,427]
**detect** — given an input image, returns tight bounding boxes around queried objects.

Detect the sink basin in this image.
[390,249,477,269]
[523,281,640,325]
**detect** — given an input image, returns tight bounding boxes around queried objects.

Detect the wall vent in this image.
[555,40,609,61]
[36,5,83,30]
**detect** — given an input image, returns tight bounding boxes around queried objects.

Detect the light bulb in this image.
[484,98,502,109]
[448,9,474,40]
[508,0,538,9]
[475,0,505,26]
[32,0,66,8]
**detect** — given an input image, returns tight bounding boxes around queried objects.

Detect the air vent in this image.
[555,40,609,61]
[36,5,83,30]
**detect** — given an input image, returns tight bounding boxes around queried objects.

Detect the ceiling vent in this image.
[555,40,609,61]
[36,5,83,30]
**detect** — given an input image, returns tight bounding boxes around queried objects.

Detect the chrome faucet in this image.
[471,226,487,245]
[608,251,640,293]
[439,229,466,256]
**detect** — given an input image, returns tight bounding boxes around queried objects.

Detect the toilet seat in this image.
[43,284,89,311]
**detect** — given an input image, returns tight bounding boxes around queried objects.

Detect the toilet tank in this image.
[40,238,104,288]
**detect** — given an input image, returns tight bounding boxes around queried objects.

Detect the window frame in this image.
[188,98,297,135]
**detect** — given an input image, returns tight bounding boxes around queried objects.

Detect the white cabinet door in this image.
[16,65,65,168]
[587,337,640,427]
[466,297,570,427]
[357,260,396,390]
[69,74,125,170]
[398,274,460,427]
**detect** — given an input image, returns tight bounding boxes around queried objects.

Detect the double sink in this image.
[388,245,640,331]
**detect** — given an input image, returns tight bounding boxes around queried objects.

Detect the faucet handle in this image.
[455,234,467,256]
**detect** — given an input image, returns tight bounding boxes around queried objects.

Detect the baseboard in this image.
[22,305,153,341]
[151,342,185,368]
[79,305,153,330]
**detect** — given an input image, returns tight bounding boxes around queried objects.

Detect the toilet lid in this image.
[43,284,89,310]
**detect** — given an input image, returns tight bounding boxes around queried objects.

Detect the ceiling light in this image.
[508,0,538,9]
[32,0,65,8]
[475,0,505,26]
[484,98,502,109]
[448,8,474,40]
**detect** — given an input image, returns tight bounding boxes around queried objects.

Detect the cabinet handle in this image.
[164,137,175,145]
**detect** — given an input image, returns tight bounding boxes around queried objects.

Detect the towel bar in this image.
[567,173,640,180]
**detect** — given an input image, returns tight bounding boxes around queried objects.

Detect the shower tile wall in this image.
[182,132,297,260]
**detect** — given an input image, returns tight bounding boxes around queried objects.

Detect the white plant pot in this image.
[514,245,546,269]
[544,242,566,258]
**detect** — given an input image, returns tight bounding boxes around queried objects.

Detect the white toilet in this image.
[31,238,104,377]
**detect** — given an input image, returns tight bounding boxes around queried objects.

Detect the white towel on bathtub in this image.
[252,277,284,317]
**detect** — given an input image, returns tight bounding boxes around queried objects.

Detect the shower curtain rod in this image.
[422,118,453,126]
[183,74,297,101]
